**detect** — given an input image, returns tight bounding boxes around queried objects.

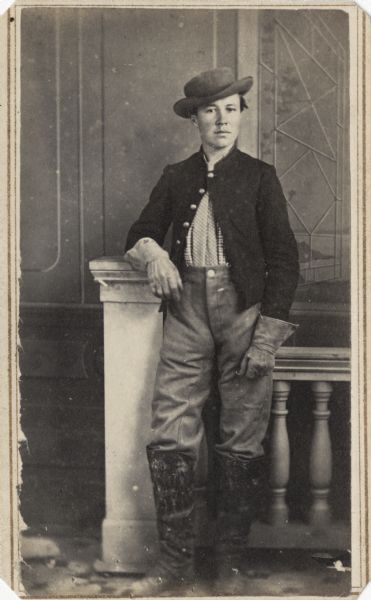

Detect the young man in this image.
[123,67,299,596]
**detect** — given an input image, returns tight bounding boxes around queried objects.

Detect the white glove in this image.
[124,238,183,301]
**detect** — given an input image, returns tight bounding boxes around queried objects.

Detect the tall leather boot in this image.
[124,448,196,597]
[215,454,267,580]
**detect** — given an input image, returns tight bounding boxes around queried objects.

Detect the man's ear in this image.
[190,115,198,128]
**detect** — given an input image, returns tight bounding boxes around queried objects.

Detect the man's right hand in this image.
[147,256,183,302]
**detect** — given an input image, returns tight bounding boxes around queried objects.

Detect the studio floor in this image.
[20,534,351,598]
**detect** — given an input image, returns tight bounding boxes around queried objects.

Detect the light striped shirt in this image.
[184,151,229,267]
[184,190,228,267]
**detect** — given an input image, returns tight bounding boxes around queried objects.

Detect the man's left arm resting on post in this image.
[124,167,183,301]
[125,165,173,253]
[241,165,300,379]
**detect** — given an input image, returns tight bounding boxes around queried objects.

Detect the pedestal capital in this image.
[89,256,161,304]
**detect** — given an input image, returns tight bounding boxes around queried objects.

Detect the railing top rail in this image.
[277,347,350,360]
[274,347,350,381]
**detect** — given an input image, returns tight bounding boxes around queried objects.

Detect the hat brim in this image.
[173,76,253,119]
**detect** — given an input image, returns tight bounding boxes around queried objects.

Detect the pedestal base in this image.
[96,517,158,574]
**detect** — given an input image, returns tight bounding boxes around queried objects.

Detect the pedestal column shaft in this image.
[90,260,162,573]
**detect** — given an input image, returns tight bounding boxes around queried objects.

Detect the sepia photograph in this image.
[0,1,370,599]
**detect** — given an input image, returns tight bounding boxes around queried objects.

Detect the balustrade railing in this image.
[270,348,350,531]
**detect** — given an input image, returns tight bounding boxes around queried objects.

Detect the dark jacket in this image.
[125,146,299,320]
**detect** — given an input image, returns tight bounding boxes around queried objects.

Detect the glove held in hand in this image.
[243,315,298,379]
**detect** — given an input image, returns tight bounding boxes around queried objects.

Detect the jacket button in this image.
[176,239,181,245]
[207,172,214,178]
[198,188,205,194]
[190,204,197,210]
[183,221,190,228]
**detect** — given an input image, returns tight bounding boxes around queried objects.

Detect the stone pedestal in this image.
[89,257,162,574]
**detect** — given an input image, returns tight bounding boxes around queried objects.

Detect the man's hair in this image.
[191,94,248,118]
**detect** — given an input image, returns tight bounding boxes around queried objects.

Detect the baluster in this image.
[269,380,291,526]
[309,381,333,527]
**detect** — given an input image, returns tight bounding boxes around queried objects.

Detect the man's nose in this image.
[216,110,228,124]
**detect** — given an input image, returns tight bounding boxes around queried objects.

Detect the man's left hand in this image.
[237,347,275,379]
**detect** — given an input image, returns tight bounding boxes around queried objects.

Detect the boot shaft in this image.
[217,454,267,512]
[216,455,267,549]
[147,447,195,515]
[146,447,196,579]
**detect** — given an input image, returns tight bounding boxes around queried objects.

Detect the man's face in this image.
[193,94,242,150]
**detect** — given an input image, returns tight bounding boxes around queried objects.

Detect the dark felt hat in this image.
[173,67,253,119]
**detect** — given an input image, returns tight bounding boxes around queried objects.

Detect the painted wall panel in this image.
[258,10,350,300]
[21,9,82,303]
[102,9,217,257]
[20,10,58,272]
[79,10,106,304]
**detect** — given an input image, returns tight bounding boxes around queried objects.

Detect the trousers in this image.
[149,266,273,461]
